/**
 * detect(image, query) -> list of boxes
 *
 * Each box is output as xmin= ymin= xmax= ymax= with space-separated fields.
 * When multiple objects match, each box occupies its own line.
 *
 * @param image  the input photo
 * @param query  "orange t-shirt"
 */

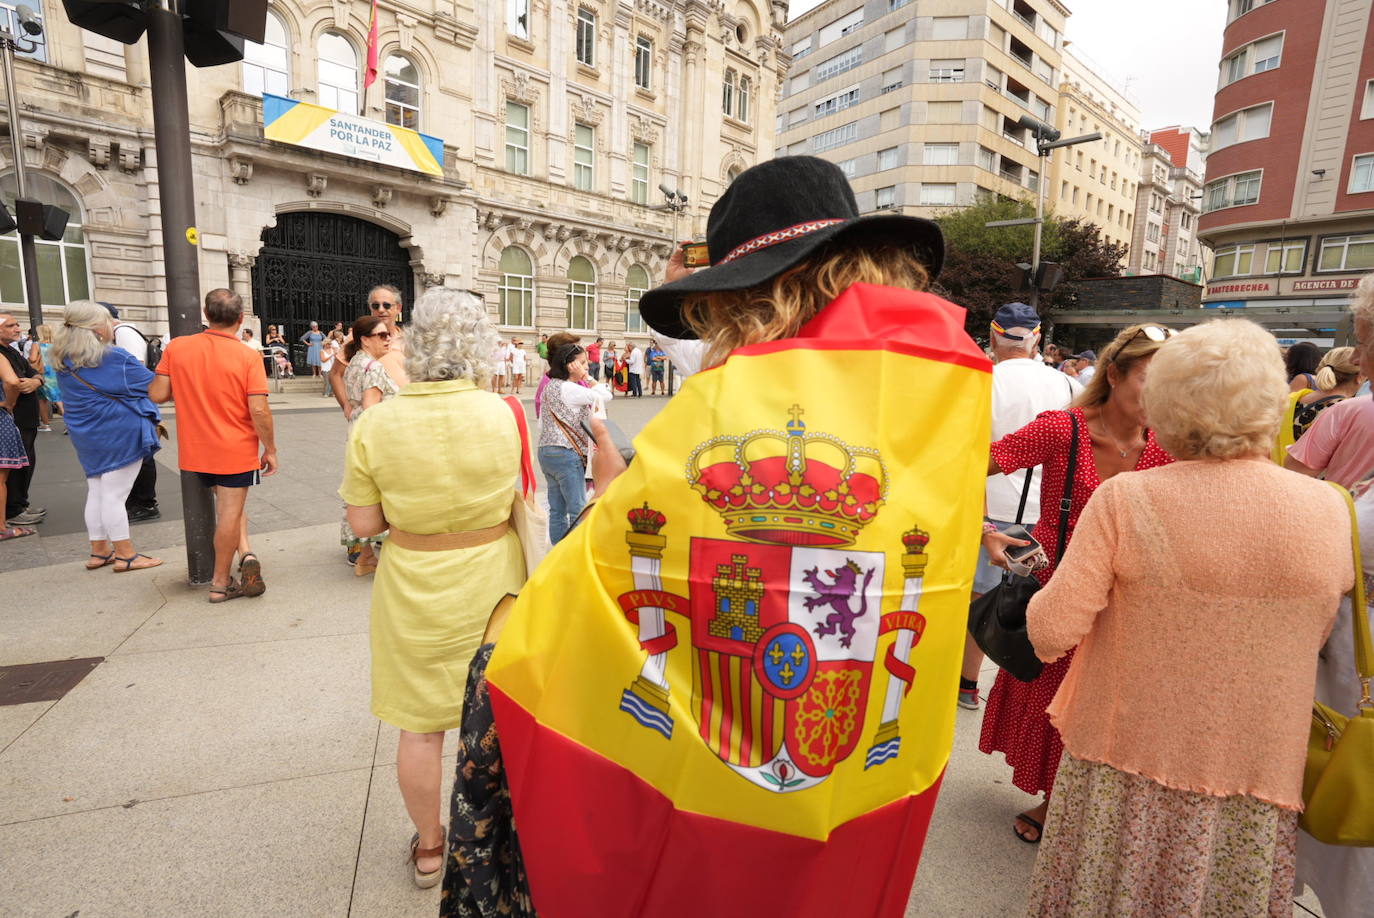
xmin=157 ymin=329 xmax=269 ymax=474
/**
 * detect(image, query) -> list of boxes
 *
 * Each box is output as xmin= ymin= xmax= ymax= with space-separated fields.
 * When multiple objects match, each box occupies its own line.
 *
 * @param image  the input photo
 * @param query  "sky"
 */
xmin=786 ymin=0 xmax=1228 ymax=131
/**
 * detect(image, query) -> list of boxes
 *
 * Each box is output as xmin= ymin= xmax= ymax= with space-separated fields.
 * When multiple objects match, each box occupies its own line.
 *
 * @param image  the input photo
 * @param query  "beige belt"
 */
xmin=386 ymin=521 xmax=510 ymax=552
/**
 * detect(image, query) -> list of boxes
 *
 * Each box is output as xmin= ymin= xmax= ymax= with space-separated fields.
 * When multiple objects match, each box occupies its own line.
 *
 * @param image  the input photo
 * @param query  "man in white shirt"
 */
xmin=960 ymin=302 xmax=1081 ymax=710
xmin=625 ymin=342 xmax=645 ymax=397
xmin=1074 ymin=350 xmax=1098 ymax=385
xmin=102 ymin=303 xmax=162 ymax=522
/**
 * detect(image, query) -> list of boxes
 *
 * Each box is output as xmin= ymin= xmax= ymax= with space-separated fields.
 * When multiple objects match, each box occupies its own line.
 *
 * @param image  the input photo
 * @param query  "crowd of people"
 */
xmin=4 ymin=154 xmax=1373 ymax=916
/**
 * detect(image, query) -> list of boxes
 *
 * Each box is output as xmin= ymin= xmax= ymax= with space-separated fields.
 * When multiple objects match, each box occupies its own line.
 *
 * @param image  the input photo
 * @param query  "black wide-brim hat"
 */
xmin=638 ymin=156 xmax=945 ymax=340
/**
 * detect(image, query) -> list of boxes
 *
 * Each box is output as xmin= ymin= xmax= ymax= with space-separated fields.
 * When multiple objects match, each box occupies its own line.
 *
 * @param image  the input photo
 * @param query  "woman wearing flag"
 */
xmin=978 ymin=324 xmax=1174 ymax=844
xmin=451 ymin=157 xmax=987 ymax=917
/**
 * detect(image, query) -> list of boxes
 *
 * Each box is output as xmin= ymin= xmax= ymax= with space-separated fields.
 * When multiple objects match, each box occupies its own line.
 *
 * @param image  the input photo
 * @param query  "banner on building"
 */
xmin=261 ymin=93 xmax=443 ymax=177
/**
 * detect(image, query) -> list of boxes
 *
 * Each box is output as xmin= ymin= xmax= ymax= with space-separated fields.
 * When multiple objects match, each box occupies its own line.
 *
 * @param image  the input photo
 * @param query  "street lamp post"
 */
xmin=987 ymin=115 xmax=1102 ymax=312
xmin=1 ymin=5 xmax=46 ymax=331
xmin=655 ymin=185 xmax=688 ymax=394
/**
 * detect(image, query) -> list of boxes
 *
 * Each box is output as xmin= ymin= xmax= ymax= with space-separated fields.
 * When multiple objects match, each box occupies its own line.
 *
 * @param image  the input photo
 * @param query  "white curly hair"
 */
xmin=1351 ymin=271 xmax=1374 ymax=328
xmin=403 ymin=289 xmax=495 ymax=384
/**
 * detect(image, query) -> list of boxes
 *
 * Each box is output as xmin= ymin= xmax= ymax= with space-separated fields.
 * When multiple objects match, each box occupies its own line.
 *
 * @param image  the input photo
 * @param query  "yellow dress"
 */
xmin=339 ymin=379 xmax=525 ymax=733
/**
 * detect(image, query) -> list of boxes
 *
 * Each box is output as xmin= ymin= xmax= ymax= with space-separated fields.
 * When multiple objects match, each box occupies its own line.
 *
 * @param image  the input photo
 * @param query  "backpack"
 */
xmin=116 ymin=322 xmax=161 ymax=370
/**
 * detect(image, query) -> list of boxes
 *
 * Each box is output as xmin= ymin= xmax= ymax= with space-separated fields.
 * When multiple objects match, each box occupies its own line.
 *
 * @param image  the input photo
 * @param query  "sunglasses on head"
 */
xmin=1112 ymin=325 xmax=1177 ymax=361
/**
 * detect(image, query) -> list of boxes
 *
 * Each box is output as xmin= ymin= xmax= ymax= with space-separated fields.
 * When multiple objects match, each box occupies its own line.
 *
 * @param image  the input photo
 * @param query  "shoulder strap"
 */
xmin=1330 ymin=483 xmax=1371 ymax=686
xmin=503 ymin=395 xmax=536 ymax=498
xmin=69 ymin=367 xmax=146 ymax=420
xmin=1012 ymin=468 xmax=1033 ymax=525
xmin=549 ymin=408 xmax=588 ymax=462
xmin=1058 ymin=411 xmax=1080 ymax=560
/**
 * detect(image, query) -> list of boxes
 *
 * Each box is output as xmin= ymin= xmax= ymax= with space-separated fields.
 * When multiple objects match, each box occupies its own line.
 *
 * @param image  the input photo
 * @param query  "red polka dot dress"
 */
xmin=977 ymin=407 xmax=1173 ymax=797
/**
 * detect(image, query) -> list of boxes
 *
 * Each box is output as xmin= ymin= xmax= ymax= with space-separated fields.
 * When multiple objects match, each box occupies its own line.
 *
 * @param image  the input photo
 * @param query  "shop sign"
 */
xmin=262 ymin=93 xmax=444 ymax=177
xmin=1204 ymin=279 xmax=1275 ymax=298
xmin=1290 ymin=277 xmax=1361 ymax=293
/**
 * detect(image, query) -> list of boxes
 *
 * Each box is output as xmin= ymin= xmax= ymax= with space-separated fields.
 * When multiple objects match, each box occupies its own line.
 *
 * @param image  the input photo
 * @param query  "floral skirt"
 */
xmin=1027 ymin=753 xmax=1298 ymax=918
xmin=0 ymin=410 xmax=28 ymax=469
xmin=979 ymin=651 xmax=1075 ymax=796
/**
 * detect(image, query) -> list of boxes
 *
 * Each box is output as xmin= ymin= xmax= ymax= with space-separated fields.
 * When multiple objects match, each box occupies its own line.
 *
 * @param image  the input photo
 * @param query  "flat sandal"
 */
xmin=408 ymin=831 xmax=445 ymax=888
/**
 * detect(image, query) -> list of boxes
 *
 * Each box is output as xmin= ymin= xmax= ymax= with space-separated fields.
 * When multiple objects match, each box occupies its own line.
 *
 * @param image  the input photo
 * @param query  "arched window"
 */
xmin=383 ymin=54 xmax=420 ymax=130
xmin=625 ymin=264 xmax=648 ymax=332
xmin=243 ymin=9 xmax=290 ymax=97
xmin=498 ymin=246 xmax=534 ymax=327
xmin=722 ymin=68 xmax=735 ymax=116
xmin=727 ymin=165 xmax=743 ymax=183
xmin=737 ymin=76 xmax=751 ymax=123
xmin=0 ymin=173 xmax=89 ymax=307
xmin=317 ymin=31 xmax=359 ymax=114
xmin=567 ymin=255 xmax=596 ymax=330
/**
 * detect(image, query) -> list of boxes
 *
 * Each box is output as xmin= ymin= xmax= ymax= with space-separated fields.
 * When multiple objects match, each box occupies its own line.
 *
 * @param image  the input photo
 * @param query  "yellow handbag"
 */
xmin=1300 ymin=483 xmax=1374 ymax=846
xmin=1271 ymin=389 xmax=1310 ymax=465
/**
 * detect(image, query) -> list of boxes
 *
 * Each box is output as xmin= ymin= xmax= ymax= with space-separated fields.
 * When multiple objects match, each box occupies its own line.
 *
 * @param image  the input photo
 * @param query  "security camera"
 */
xmin=659 ymin=183 xmax=674 ymax=196
xmin=15 ymin=5 xmax=41 ymax=36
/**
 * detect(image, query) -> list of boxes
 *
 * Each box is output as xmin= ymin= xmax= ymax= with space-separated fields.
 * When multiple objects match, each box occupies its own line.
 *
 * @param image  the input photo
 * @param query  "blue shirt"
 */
xmin=57 ymin=348 xmax=161 ymax=477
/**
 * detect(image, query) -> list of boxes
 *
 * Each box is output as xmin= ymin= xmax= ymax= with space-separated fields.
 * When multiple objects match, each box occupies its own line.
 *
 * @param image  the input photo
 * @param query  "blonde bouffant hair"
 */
xmin=1144 ymin=319 xmax=1287 ymax=461
xmin=680 ymin=242 xmax=931 ymax=369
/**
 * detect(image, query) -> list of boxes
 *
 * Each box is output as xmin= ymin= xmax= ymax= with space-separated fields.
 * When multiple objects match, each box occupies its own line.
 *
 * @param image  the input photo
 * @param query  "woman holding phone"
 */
xmin=538 ymin=343 xmax=611 ymax=544
xmin=978 ymin=324 xmax=1175 ymax=844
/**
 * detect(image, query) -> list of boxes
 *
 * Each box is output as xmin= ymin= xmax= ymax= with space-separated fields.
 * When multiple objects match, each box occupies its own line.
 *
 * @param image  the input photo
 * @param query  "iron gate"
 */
xmin=251 ymin=212 xmax=415 ymax=371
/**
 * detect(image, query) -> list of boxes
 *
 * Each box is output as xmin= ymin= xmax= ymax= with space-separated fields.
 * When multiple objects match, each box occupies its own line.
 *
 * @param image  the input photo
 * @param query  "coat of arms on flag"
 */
xmin=618 ymin=405 xmax=933 ymax=787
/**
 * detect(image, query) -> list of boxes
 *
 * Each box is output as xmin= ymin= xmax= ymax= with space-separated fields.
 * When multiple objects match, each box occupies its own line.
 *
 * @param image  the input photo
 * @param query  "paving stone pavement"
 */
xmin=0 ymin=389 xmax=1328 ymax=916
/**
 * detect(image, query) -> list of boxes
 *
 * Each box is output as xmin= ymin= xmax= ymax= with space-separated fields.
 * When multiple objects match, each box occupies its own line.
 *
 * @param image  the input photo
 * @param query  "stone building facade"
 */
xmin=3 ymin=0 xmax=784 ymax=352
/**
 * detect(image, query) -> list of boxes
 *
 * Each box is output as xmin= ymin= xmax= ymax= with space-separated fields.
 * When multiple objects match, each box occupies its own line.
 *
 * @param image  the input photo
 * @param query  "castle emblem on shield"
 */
xmin=617 ymin=406 xmax=934 ymax=792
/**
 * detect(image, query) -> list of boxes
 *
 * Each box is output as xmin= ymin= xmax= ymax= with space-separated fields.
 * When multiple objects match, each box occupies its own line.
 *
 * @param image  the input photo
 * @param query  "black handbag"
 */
xmin=968 ymin=411 xmax=1079 ymax=683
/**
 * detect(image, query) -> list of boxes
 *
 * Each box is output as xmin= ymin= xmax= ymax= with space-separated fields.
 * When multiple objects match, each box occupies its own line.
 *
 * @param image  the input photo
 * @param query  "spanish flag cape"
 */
xmin=487 ymin=282 xmax=992 ymax=917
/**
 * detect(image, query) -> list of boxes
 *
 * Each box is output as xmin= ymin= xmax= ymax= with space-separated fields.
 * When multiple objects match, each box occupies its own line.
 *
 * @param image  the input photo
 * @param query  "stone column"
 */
xmin=228 ymin=252 xmax=256 ymax=315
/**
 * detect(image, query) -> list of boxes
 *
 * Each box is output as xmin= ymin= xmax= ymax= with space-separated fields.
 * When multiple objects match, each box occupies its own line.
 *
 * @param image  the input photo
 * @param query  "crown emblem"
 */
xmin=686 ymin=405 xmax=888 ymax=547
xmin=902 ymin=526 xmax=930 ymax=553
xmin=627 ymin=502 xmax=667 ymax=535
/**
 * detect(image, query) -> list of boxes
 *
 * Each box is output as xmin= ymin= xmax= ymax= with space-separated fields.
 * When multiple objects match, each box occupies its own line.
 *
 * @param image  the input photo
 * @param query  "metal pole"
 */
xmin=1 ymin=34 xmax=42 ymax=331
xmin=147 ymin=1 xmax=216 ymax=584
xmin=1029 ymin=148 xmax=1048 ymax=312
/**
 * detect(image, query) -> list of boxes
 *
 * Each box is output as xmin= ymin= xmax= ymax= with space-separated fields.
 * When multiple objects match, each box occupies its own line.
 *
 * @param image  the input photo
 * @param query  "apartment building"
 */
xmin=777 ymin=0 xmax=1069 ymax=217
xmin=1047 ymin=50 xmax=1140 ymax=261
xmin=1124 ymin=139 xmax=1205 ymax=281
xmin=3 ymin=0 xmax=784 ymax=346
xmin=1198 ymin=0 xmax=1374 ymax=310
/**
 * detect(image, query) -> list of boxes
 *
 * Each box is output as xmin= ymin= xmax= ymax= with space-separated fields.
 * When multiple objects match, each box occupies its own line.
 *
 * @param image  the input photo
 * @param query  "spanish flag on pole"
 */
xmin=363 ymin=0 xmax=380 ymax=89
xmin=487 ymin=282 xmax=991 ymax=917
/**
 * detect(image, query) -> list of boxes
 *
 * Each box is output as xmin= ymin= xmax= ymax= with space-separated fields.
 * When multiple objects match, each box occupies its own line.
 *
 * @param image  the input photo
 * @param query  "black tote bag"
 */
xmin=968 ymin=411 xmax=1079 ymax=683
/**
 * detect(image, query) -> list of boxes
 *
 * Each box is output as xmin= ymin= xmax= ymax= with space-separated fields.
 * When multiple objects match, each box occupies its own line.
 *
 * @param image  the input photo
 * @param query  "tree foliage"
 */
xmin=930 ymin=196 xmax=1128 ymax=339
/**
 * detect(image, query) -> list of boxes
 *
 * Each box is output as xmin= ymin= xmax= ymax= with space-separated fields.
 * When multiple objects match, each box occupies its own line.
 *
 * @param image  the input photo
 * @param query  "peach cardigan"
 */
xmin=1028 ymin=459 xmax=1353 ymax=810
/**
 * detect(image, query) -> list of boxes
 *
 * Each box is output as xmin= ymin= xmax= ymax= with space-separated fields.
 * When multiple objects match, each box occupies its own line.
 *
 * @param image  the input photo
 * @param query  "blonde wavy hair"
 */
xmin=1072 ymin=323 xmax=1170 ymax=408
xmin=403 ymin=289 xmax=495 ymax=385
xmin=1143 ymin=319 xmax=1286 ymax=461
xmin=1315 ymin=346 xmax=1358 ymax=390
xmin=51 ymin=300 xmax=113 ymax=370
xmin=680 ymin=242 xmax=931 ymax=369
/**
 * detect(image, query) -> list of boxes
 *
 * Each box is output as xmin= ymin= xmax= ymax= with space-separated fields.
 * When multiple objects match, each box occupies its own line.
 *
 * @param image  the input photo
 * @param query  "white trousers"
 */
xmin=84 ymin=458 xmax=143 ymax=542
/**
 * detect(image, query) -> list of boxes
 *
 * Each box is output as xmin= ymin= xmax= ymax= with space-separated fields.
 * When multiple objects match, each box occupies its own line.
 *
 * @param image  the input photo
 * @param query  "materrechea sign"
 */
xmin=262 ymin=93 xmax=444 ymax=177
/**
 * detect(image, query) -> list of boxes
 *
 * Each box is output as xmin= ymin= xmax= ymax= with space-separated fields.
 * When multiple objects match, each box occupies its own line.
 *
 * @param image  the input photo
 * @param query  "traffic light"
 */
xmin=60 ymin=0 xmax=146 ymax=44
xmin=1035 ymin=263 xmax=1066 ymax=292
xmin=15 ymin=199 xmax=70 ymax=241
xmin=61 ymin=0 xmax=268 ymax=66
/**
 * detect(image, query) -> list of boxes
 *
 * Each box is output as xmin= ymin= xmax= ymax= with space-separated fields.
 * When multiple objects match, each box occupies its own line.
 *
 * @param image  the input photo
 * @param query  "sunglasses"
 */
xmin=1111 ymin=325 xmax=1177 ymax=361
xmin=368 ymin=330 xmax=392 ymax=340
xmin=369 ymin=302 xmax=395 ymax=310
